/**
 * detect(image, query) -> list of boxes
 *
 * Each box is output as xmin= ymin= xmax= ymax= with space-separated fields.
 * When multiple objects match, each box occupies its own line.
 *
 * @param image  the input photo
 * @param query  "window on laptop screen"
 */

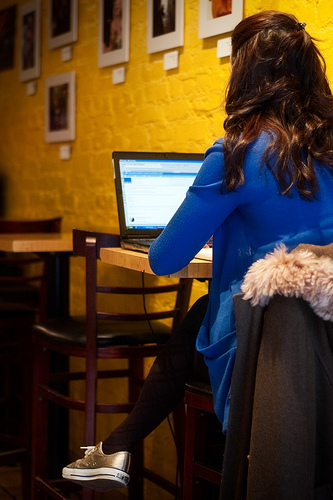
xmin=119 ymin=158 xmax=202 ymax=229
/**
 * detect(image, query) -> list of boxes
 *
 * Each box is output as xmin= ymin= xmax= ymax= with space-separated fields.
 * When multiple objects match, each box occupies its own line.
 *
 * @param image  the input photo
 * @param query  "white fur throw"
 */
xmin=241 ymin=245 xmax=333 ymax=321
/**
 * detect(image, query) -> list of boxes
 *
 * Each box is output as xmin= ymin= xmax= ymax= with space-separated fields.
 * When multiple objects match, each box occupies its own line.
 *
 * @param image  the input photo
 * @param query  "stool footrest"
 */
xmin=194 ymin=462 xmax=222 ymax=485
xmin=140 ymin=466 xmax=179 ymax=496
xmin=39 ymin=383 xmax=135 ymax=413
xmin=35 ymin=476 xmax=68 ymax=500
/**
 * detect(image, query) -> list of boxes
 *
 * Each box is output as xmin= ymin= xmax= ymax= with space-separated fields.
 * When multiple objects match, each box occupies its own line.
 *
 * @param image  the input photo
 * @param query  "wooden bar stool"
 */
xmin=0 ymin=306 xmax=36 ymax=500
xmin=183 ymin=379 xmax=224 ymax=500
xmin=0 ymin=218 xmax=62 ymax=500
xmin=30 ymin=229 xmax=193 ymax=500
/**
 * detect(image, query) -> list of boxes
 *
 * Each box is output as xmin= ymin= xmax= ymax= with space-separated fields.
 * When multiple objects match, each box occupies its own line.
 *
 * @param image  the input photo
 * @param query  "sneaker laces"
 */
xmin=80 ymin=445 xmax=97 ymax=457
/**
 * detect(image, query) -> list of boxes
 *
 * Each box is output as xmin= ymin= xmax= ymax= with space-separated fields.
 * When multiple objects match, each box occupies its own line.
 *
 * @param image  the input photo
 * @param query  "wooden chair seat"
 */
xmin=0 ymin=301 xmax=37 ymax=317
xmin=0 ymin=283 xmax=40 ymax=305
xmin=33 ymin=316 xmax=171 ymax=347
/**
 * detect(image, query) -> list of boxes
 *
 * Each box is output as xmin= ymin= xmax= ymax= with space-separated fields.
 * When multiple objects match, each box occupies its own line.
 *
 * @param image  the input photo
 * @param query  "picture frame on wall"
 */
xmin=19 ymin=0 xmax=41 ymax=82
xmin=98 ymin=0 xmax=130 ymax=68
xmin=47 ymin=0 xmax=78 ymax=50
xmin=199 ymin=0 xmax=243 ymax=39
xmin=45 ymin=71 xmax=76 ymax=143
xmin=0 ymin=5 xmax=16 ymax=71
xmin=147 ymin=0 xmax=184 ymax=54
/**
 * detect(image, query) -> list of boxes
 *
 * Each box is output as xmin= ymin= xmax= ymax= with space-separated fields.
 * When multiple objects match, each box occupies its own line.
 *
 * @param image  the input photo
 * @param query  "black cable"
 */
xmin=141 ymin=271 xmax=156 ymax=335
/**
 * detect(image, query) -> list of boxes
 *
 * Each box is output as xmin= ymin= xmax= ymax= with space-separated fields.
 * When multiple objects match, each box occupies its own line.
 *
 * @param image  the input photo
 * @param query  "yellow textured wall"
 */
xmin=1 ymin=0 xmax=333 ymax=498
xmin=1 ymin=0 xmax=333 ymax=240
xmin=1 ymin=0 xmax=332 ymax=233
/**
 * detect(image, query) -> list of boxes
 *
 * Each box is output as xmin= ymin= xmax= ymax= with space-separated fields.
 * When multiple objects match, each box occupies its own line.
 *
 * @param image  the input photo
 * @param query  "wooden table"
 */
xmin=100 ymin=247 xmax=212 ymax=279
xmin=0 ymin=232 xmax=73 ymax=253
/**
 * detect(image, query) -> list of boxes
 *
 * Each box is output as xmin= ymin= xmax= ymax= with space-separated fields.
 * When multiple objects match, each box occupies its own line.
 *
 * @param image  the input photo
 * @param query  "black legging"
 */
xmin=102 ymin=294 xmax=209 ymax=454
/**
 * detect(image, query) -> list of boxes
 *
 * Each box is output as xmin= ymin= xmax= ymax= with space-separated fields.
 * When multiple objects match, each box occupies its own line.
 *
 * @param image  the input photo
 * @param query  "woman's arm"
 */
xmin=148 ymin=141 xmax=240 ymax=275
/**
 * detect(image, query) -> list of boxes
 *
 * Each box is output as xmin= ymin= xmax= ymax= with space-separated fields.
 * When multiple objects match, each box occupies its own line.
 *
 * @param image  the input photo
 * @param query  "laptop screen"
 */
xmin=113 ymin=151 xmax=204 ymax=239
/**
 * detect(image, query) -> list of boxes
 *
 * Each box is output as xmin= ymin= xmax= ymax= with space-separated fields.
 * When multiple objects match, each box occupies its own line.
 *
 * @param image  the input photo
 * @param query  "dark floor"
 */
xmin=0 ymin=464 xmax=128 ymax=499
xmin=0 ymin=465 xmax=22 ymax=500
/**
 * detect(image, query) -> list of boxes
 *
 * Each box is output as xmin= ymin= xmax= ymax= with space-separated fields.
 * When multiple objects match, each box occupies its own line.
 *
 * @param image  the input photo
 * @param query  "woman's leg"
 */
xmin=102 ymin=293 xmax=209 ymax=454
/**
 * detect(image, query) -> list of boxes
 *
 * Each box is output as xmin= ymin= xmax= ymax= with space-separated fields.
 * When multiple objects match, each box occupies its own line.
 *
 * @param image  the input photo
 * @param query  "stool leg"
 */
xmin=183 ymin=404 xmax=219 ymax=500
xmin=21 ymin=346 xmax=32 ymax=500
xmin=172 ymin=399 xmax=186 ymax=491
xmin=31 ymin=343 xmax=50 ymax=500
xmin=21 ymin=326 xmax=33 ymax=500
xmin=128 ymin=357 xmax=144 ymax=500
xmin=183 ymin=404 xmax=196 ymax=500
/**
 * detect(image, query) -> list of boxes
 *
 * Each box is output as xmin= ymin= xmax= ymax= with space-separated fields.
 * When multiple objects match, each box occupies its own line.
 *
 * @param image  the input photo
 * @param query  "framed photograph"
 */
xmin=98 ymin=0 xmax=130 ymax=68
xmin=19 ymin=0 xmax=41 ymax=82
xmin=199 ymin=0 xmax=243 ymax=39
xmin=45 ymin=71 xmax=76 ymax=143
xmin=0 ymin=5 xmax=16 ymax=71
xmin=147 ymin=0 xmax=184 ymax=54
xmin=47 ymin=0 xmax=78 ymax=50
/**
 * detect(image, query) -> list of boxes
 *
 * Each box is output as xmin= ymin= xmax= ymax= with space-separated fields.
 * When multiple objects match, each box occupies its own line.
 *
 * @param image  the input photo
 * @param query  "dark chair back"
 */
xmin=73 ymin=228 xmax=192 ymax=334
xmin=0 ymin=217 xmax=61 ymax=234
xmin=0 ymin=217 xmax=62 ymax=312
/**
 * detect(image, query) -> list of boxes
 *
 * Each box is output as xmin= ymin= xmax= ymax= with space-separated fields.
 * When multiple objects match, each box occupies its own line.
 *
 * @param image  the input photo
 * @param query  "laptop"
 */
xmin=113 ymin=151 xmax=204 ymax=253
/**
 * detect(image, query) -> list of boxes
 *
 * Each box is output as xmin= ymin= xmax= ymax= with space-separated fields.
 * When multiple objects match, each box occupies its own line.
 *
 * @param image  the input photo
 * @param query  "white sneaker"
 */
xmin=62 ymin=442 xmax=131 ymax=492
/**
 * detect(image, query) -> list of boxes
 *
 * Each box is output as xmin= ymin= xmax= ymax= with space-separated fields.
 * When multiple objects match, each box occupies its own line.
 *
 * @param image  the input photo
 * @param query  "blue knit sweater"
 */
xmin=149 ymin=133 xmax=333 ymax=431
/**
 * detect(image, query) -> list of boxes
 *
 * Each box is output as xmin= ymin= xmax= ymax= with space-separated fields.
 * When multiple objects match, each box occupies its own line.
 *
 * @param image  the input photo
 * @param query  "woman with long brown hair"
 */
xmin=63 ymin=11 xmax=333 ymax=494
xmin=149 ymin=9 xmax=333 ymax=432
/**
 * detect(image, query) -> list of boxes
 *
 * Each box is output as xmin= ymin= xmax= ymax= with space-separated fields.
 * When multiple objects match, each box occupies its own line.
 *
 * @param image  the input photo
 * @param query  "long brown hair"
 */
xmin=223 ymin=11 xmax=333 ymax=199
